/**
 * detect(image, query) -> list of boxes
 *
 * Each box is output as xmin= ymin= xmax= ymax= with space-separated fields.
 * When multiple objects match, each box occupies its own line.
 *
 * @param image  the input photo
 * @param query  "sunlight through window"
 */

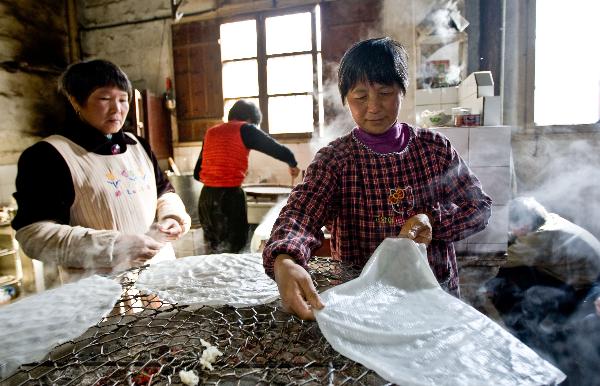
xmin=220 ymin=20 xmax=257 ymax=60
xmin=219 ymin=7 xmax=322 ymax=135
xmin=267 ymin=54 xmax=313 ymax=95
xmin=269 ymin=95 xmax=314 ymax=134
xmin=266 ymin=12 xmax=312 ymax=55
xmin=535 ymin=0 xmax=600 ymax=125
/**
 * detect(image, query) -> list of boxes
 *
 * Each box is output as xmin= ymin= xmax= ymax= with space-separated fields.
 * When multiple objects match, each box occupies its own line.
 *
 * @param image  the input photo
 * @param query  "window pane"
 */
xmin=315 ymin=5 xmax=321 ymax=51
xmin=222 ymin=60 xmax=258 ymax=98
xmin=266 ymin=12 xmax=312 ymax=55
xmin=220 ymin=20 xmax=257 ymax=60
xmin=535 ymin=0 xmax=600 ymax=125
xmin=223 ymin=98 xmax=260 ymax=122
xmin=267 ymin=54 xmax=313 ymax=95
xmin=269 ymin=95 xmax=313 ymax=134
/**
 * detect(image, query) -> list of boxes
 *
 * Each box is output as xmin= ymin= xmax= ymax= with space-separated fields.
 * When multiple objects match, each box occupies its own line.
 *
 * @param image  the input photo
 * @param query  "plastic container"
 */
xmin=452 ymin=107 xmax=471 ymax=126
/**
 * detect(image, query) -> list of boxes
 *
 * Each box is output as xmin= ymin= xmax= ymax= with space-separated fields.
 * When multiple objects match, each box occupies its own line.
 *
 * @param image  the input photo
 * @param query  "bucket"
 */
xmin=167 ymin=174 xmax=203 ymax=225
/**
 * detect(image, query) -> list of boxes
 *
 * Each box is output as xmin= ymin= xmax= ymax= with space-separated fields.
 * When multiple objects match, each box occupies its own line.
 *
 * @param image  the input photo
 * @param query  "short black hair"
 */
xmin=228 ymin=99 xmax=262 ymax=125
xmin=58 ymin=59 xmax=132 ymax=105
xmin=338 ymin=37 xmax=409 ymax=104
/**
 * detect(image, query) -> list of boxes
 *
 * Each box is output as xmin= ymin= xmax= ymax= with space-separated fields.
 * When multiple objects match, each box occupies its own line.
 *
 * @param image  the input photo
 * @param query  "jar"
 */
xmin=451 ymin=107 xmax=471 ymax=126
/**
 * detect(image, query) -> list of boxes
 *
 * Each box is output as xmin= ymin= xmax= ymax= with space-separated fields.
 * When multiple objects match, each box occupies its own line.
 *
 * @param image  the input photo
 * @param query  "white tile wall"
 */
xmin=469 ymin=126 xmax=511 ymax=167
xmin=433 ymin=126 xmax=512 ymax=254
xmin=471 ymin=166 xmax=511 ymax=205
xmin=173 ymin=145 xmax=201 ymax=174
xmin=435 ymin=127 xmax=469 ymax=162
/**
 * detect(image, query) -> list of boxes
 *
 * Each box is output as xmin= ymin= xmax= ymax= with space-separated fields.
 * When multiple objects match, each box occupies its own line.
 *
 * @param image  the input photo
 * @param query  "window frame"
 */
xmin=220 ymin=5 xmax=321 ymax=139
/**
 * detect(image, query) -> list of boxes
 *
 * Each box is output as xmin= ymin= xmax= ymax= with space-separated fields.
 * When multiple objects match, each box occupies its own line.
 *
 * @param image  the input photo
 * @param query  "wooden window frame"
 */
xmin=220 ymin=5 xmax=321 ymax=139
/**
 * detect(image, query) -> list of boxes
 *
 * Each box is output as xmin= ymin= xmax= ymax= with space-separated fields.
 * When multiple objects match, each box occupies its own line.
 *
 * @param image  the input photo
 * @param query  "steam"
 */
xmin=514 ymin=138 xmax=600 ymax=238
xmin=310 ymin=69 xmax=354 ymax=154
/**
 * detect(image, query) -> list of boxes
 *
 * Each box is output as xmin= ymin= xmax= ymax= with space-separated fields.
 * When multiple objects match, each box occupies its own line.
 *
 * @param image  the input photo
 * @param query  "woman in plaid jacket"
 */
xmin=263 ymin=37 xmax=492 ymax=320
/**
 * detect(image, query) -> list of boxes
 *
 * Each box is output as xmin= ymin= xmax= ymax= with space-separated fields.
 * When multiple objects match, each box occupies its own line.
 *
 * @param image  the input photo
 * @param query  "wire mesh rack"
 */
xmin=2 ymin=257 xmax=392 ymax=386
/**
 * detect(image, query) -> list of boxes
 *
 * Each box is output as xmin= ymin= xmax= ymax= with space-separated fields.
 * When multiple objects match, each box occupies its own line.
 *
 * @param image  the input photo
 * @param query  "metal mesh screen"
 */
xmin=3 ymin=258 xmax=392 ymax=386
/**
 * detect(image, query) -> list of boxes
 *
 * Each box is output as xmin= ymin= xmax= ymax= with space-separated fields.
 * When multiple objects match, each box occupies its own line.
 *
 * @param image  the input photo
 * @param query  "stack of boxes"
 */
xmin=456 ymin=71 xmax=501 ymax=126
xmin=415 ymin=71 xmax=502 ymax=127
xmin=415 ymin=70 xmax=510 ymax=255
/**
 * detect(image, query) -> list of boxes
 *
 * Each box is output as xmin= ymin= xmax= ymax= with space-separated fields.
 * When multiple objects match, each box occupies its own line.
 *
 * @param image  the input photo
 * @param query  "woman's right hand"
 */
xmin=113 ymin=233 xmax=164 ymax=268
xmin=273 ymin=254 xmax=324 ymax=320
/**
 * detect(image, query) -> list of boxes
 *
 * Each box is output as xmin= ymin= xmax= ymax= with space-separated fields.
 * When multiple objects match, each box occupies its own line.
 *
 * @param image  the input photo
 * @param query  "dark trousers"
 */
xmin=198 ymin=186 xmax=248 ymax=254
xmin=487 ymin=266 xmax=595 ymax=385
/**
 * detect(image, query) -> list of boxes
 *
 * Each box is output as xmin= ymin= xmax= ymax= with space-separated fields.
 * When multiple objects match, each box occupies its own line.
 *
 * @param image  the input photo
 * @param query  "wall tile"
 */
xmin=469 ymin=126 xmax=511 ymax=167
xmin=471 ymin=166 xmax=511 ymax=205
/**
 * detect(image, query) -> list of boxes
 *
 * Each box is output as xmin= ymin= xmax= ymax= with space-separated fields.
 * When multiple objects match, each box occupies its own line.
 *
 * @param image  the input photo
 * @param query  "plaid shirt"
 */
xmin=263 ymin=124 xmax=492 ymax=294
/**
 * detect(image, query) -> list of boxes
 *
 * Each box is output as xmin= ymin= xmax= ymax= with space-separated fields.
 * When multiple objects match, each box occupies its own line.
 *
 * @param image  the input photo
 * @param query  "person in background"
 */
xmin=12 ymin=59 xmax=191 ymax=284
xmin=486 ymin=196 xmax=600 ymax=383
xmin=194 ymin=99 xmax=300 ymax=254
xmin=488 ymin=196 xmax=600 ymax=332
xmin=262 ymin=37 xmax=492 ymax=320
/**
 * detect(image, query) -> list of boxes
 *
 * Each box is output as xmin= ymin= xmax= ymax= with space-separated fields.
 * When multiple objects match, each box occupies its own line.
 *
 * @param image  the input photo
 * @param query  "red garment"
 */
xmin=262 ymin=124 xmax=492 ymax=294
xmin=199 ymin=121 xmax=250 ymax=187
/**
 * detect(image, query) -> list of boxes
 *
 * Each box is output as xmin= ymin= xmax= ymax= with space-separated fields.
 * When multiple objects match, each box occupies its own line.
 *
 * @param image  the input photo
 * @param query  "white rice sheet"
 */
xmin=135 ymin=252 xmax=279 ymax=307
xmin=0 ymin=275 xmax=122 ymax=379
xmin=315 ymin=238 xmax=566 ymax=386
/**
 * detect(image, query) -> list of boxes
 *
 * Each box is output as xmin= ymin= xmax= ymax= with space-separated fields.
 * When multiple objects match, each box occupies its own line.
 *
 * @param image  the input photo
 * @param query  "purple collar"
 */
xmin=353 ymin=122 xmax=409 ymax=154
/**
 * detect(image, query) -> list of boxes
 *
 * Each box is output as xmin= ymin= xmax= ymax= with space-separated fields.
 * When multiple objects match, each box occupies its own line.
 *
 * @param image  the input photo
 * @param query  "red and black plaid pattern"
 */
xmin=263 ymin=124 xmax=492 ymax=294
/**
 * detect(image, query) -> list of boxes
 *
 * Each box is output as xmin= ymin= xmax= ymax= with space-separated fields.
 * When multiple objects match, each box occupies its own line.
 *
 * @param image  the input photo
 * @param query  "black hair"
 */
xmin=228 ymin=99 xmax=262 ymax=125
xmin=58 ymin=59 xmax=132 ymax=105
xmin=509 ymin=196 xmax=548 ymax=232
xmin=338 ymin=37 xmax=409 ymax=104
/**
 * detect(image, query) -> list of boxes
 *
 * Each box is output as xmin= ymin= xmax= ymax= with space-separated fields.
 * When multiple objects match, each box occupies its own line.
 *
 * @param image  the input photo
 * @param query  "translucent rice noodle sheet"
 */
xmin=0 ymin=275 xmax=122 ymax=379
xmin=136 ymin=253 xmax=279 ymax=307
xmin=315 ymin=238 xmax=566 ymax=386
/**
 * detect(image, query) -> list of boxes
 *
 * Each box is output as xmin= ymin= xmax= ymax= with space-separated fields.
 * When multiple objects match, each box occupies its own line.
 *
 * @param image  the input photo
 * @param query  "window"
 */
xmin=535 ymin=0 xmax=600 ymax=125
xmin=219 ymin=6 xmax=323 ymax=136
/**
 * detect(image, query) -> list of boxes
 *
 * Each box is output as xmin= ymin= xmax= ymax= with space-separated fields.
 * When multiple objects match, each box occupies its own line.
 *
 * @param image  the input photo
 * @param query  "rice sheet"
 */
xmin=315 ymin=238 xmax=566 ymax=386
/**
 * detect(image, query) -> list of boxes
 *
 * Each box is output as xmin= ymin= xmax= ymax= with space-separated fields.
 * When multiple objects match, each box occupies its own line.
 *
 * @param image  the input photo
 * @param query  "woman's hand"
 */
xmin=146 ymin=218 xmax=184 ymax=242
xmin=113 ymin=233 xmax=164 ymax=268
xmin=289 ymin=166 xmax=301 ymax=178
xmin=274 ymin=254 xmax=324 ymax=320
xmin=399 ymin=213 xmax=432 ymax=245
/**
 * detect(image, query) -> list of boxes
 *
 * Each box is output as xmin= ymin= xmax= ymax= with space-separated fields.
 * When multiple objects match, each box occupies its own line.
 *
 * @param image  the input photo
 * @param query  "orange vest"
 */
xmin=200 ymin=121 xmax=250 ymax=187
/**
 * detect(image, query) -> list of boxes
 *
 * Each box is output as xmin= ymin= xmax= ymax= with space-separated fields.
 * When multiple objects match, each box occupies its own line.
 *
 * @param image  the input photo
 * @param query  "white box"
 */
xmin=460 ymin=96 xmax=502 ymax=126
xmin=458 ymin=71 xmax=494 ymax=102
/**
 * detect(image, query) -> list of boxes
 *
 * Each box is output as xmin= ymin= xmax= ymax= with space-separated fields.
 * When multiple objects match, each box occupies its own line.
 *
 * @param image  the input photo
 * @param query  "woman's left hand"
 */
xmin=399 ymin=213 xmax=432 ymax=245
xmin=147 ymin=218 xmax=184 ymax=242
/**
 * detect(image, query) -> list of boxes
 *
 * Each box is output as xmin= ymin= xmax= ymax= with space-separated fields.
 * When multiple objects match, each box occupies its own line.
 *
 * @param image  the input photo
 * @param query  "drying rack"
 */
xmin=2 ymin=257 xmax=391 ymax=386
